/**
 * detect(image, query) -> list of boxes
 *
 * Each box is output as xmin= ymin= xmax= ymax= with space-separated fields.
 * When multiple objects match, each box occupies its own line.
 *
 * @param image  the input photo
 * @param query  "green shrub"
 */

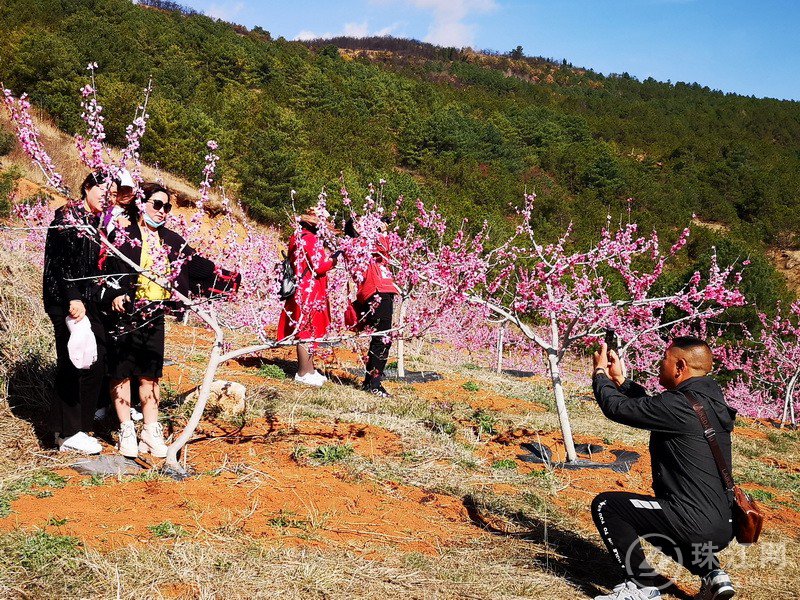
xmin=18 ymin=531 xmax=80 ymax=570
xmin=257 ymin=363 xmax=286 ymax=379
xmin=0 ymin=169 xmax=19 ymax=218
xmin=310 ymin=443 xmax=354 ymax=464
xmin=422 ymin=414 xmax=456 ymax=437
xmin=462 ymin=381 xmax=480 ymax=392
xmin=148 ymin=521 xmax=186 ymax=538
xmin=12 ymin=470 xmax=68 ymax=491
xmin=747 ymin=489 xmax=774 ymax=503
xmin=473 ymin=410 xmax=497 ymax=436
xmin=492 ymin=459 xmax=517 ymax=470
xmin=0 ymin=130 xmax=15 ymax=156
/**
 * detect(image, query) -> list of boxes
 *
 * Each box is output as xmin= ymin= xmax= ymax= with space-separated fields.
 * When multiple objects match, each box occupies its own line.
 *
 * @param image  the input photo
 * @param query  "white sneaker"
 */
xmin=118 ymin=421 xmax=138 ymax=458
xmin=130 ymin=406 xmax=144 ymax=421
xmin=312 ymin=370 xmax=327 ymax=385
xmin=594 ymin=581 xmax=661 ymax=600
xmin=294 ymin=372 xmax=324 ymax=387
xmin=698 ymin=569 xmax=735 ymax=600
xmin=139 ymin=422 xmax=168 ymax=458
xmin=57 ymin=431 xmax=102 ymax=455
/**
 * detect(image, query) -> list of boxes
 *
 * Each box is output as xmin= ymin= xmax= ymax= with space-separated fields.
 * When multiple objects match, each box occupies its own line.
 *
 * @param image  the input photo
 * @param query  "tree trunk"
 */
xmin=396 ymin=298 xmax=407 ymax=378
xmin=496 ymin=321 xmax=506 ymax=374
xmin=781 ymin=368 xmax=800 ymax=428
xmin=547 ymin=350 xmax=578 ymax=463
xmin=165 ymin=328 xmax=224 ymax=471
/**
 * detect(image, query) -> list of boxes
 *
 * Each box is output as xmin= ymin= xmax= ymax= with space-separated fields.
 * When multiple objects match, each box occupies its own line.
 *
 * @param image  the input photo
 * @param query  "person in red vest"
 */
xmin=278 ymin=210 xmax=339 ymax=386
xmin=346 ymin=215 xmax=399 ymax=397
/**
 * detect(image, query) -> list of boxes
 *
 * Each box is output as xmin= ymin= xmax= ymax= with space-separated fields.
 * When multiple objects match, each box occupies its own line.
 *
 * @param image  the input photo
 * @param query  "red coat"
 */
xmin=277 ymin=229 xmax=335 ymax=341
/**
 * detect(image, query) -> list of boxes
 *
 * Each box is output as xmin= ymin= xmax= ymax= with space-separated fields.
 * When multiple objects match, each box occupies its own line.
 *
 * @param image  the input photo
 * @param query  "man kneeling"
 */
xmin=591 ymin=337 xmax=736 ymax=600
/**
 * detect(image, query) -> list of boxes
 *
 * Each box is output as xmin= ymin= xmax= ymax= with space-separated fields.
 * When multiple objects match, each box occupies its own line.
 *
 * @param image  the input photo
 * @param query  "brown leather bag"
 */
xmin=684 ymin=391 xmax=764 ymax=544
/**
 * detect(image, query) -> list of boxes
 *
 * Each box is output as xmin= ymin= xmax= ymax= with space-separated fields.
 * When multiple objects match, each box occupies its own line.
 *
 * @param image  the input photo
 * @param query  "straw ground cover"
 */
xmin=0 ymin=232 xmax=799 ymax=598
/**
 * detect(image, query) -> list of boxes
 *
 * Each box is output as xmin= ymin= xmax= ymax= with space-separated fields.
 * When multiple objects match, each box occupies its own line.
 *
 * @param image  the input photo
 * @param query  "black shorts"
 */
xmin=107 ymin=311 xmax=165 ymax=380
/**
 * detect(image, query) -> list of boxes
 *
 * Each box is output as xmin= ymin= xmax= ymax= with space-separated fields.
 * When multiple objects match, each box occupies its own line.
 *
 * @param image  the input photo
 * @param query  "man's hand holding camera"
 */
xmin=593 ymin=341 xmax=626 ymax=387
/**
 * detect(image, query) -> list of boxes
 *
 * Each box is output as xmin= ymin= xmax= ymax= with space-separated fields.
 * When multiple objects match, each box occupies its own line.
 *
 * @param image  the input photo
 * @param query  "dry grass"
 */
xmin=0 ymin=533 xmax=586 ymax=600
xmin=0 ymin=107 xmax=233 ymax=214
xmin=0 ymin=243 xmax=59 ymax=481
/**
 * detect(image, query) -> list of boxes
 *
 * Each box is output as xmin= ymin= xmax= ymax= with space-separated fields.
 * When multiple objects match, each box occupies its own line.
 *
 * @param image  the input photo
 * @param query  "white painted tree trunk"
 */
xmin=781 ymin=368 xmax=799 ymax=428
xmin=396 ymin=298 xmax=408 ymax=378
xmin=496 ymin=321 xmax=506 ymax=374
xmin=547 ymin=350 xmax=578 ymax=463
xmin=547 ymin=305 xmax=577 ymax=463
xmin=165 ymin=329 xmax=223 ymax=469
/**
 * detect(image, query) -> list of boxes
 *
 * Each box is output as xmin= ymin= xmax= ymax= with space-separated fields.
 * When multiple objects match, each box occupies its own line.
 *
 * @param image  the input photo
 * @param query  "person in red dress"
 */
xmin=277 ymin=211 xmax=339 ymax=386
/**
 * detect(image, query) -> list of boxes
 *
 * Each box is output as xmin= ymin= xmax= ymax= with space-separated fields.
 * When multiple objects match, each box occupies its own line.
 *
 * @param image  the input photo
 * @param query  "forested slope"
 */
xmin=0 ymin=0 xmax=797 ymax=310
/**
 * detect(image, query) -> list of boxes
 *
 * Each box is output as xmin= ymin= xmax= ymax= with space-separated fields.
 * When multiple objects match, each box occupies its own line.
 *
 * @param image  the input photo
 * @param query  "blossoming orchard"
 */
xmin=1 ymin=65 xmax=795 ymax=473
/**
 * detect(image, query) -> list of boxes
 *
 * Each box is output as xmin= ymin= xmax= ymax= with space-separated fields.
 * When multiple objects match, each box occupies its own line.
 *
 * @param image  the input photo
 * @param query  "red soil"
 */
xmin=0 ymin=418 xmax=479 ymax=554
xmin=410 ymin=376 xmax=548 ymax=415
xmin=482 ymin=427 xmax=800 ymax=538
xmin=407 ymin=373 xmax=800 ymax=539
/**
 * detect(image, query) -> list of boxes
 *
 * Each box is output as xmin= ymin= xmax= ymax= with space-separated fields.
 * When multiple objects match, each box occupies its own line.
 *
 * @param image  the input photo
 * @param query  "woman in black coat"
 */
xmin=43 ymin=172 xmax=118 ymax=454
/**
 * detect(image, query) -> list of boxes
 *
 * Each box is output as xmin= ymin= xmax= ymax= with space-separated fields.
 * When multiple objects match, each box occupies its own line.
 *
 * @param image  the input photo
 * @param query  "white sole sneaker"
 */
xmin=139 ymin=423 xmax=168 ymax=458
xmin=57 ymin=432 xmax=102 ymax=455
xmin=294 ymin=372 xmax=324 ymax=387
xmin=700 ymin=570 xmax=735 ymax=600
xmin=118 ymin=422 xmax=138 ymax=458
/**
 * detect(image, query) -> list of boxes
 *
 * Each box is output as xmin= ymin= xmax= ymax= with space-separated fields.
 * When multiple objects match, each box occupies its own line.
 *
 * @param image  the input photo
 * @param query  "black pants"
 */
xmin=47 ymin=308 xmax=107 ymax=439
xmin=361 ymin=292 xmax=394 ymax=388
xmin=592 ymin=492 xmax=730 ymax=586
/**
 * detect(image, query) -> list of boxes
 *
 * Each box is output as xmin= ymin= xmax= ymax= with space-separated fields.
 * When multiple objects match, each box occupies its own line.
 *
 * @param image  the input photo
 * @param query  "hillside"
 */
xmin=1 ymin=0 xmax=799 ymax=252
xmin=3 ymin=4 xmax=800 ymax=598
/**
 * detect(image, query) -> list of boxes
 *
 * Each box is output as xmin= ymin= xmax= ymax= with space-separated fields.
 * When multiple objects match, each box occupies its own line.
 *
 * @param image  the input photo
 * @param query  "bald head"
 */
xmin=659 ymin=336 xmax=713 ymax=389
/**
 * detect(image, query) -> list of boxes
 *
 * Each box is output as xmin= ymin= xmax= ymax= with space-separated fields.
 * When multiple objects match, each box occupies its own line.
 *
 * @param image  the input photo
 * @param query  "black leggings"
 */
xmin=362 ymin=292 xmax=394 ymax=387
xmin=48 ymin=309 xmax=107 ymax=438
xmin=592 ymin=492 xmax=730 ymax=586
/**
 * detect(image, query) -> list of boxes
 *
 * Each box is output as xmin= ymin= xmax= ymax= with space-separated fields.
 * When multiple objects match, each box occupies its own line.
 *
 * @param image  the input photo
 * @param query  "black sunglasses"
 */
xmin=147 ymin=198 xmax=172 ymax=213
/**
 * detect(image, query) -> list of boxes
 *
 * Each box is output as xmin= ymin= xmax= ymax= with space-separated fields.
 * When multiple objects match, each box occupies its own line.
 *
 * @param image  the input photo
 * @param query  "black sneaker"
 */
xmin=361 ymin=381 xmax=391 ymax=398
xmin=698 ymin=569 xmax=735 ymax=600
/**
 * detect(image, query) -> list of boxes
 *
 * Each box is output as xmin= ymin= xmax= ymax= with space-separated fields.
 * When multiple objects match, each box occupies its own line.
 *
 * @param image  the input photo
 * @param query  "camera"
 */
xmin=604 ymin=328 xmax=619 ymax=353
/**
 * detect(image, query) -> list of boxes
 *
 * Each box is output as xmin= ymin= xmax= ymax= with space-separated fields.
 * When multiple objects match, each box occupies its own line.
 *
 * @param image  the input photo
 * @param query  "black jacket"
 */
xmin=101 ymin=220 xmax=239 ymax=306
xmin=42 ymin=204 xmax=102 ymax=314
xmin=593 ymin=373 xmax=737 ymax=541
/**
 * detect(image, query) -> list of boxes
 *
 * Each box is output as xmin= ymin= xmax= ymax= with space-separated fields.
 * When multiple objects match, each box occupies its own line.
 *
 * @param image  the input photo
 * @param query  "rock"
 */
xmin=72 ymin=455 xmax=143 ymax=476
xmin=185 ymin=380 xmax=246 ymax=414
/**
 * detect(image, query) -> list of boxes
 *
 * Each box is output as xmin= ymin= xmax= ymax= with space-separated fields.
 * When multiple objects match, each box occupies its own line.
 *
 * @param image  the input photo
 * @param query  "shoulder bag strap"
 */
xmin=683 ymin=391 xmax=735 ymax=491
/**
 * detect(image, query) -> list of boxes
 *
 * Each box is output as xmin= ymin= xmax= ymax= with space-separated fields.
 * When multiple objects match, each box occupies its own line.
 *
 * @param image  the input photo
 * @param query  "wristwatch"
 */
xmin=593 ymin=367 xmax=607 ymax=377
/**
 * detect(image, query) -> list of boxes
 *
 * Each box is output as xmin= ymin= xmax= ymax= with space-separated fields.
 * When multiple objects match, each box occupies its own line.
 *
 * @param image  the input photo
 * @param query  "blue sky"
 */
xmin=175 ymin=0 xmax=800 ymax=101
